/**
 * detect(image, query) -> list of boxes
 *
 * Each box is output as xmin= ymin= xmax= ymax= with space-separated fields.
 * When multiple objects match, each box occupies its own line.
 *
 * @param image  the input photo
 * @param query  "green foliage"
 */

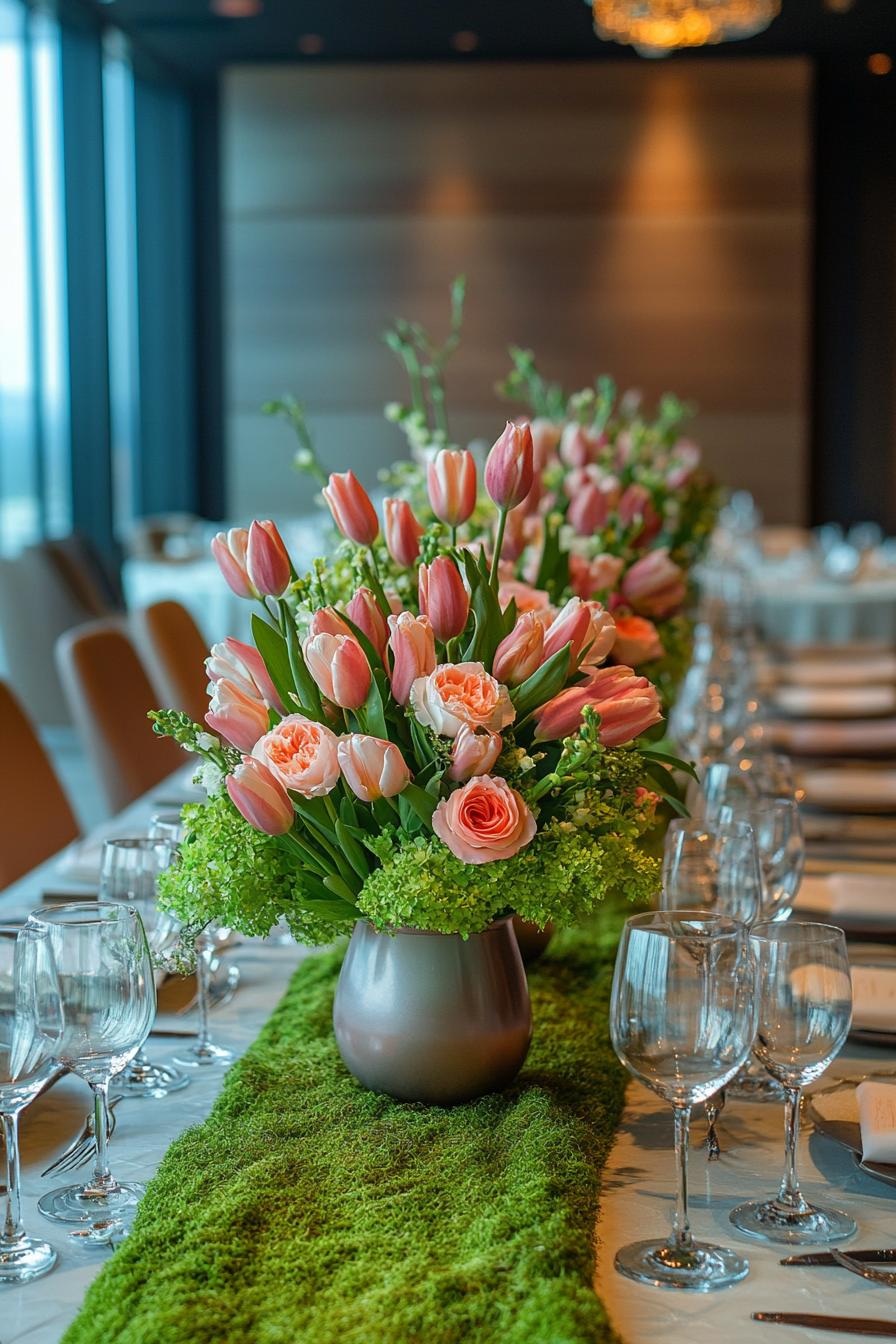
xmin=61 ymin=906 xmax=636 ymax=1344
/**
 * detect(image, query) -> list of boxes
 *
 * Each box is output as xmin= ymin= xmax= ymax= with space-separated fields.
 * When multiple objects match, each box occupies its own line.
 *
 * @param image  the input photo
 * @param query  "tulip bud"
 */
xmin=418 ymin=557 xmax=469 ymax=643
xmin=337 ymin=734 xmax=410 ymax=802
xmin=346 ymin=586 xmax=388 ymax=658
xmin=211 ymin=528 xmax=254 ymax=599
xmin=610 ymin=614 xmax=664 ymax=667
xmin=448 ymin=725 xmax=502 ymax=782
xmin=484 ymin=423 xmax=534 ymax=511
xmin=542 ymin=597 xmax=593 ymax=666
xmin=427 ymin=449 xmax=477 ymax=527
xmin=621 ymin=549 xmax=686 ymax=619
xmin=383 ymin=497 xmax=424 ymax=568
xmin=246 ymin=520 xmax=291 ymax=597
xmin=308 ymin=606 xmax=353 ymax=639
xmin=322 ymin=470 xmax=379 ymax=546
xmin=492 ymin=612 xmax=544 ymax=687
xmin=533 ymin=665 xmax=662 ymax=745
xmin=226 ymin=756 xmax=294 ymax=836
xmin=206 ymin=676 xmax=270 ymax=753
xmin=206 ymin=636 xmax=284 ymax=712
xmin=387 ymin=612 xmax=436 ymax=705
xmin=303 ymin=633 xmax=371 ymax=710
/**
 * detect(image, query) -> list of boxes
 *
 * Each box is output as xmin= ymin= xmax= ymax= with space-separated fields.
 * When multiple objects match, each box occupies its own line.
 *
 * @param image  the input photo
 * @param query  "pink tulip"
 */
xmin=206 ymin=676 xmax=269 ymax=753
xmin=211 ymin=528 xmax=254 ymax=599
xmin=337 ymin=734 xmax=410 ymax=802
xmin=418 ymin=557 xmax=469 ymax=643
xmin=387 ymin=612 xmax=436 ymax=705
xmin=542 ymin=597 xmax=593 ymax=665
xmin=533 ymin=664 xmax=662 ymax=745
xmin=484 ymin=423 xmax=534 ymax=511
xmin=448 ymin=725 xmax=503 ymax=782
xmin=246 ymin=520 xmax=291 ymax=597
xmin=568 ymin=482 xmax=614 ymax=537
xmin=621 ymin=549 xmax=687 ymax=619
xmin=206 ymin=636 xmax=284 ymax=712
xmin=666 ymin=438 xmax=701 ymax=490
xmin=618 ymin=484 xmax=661 ymax=545
xmin=308 ymin=606 xmax=353 ymax=640
xmin=302 ymin=633 xmax=371 ymax=710
xmin=427 ymin=449 xmax=477 ymax=528
xmin=610 ymin=614 xmax=664 ymax=666
xmin=529 ymin=418 xmax=562 ymax=470
xmin=322 ymin=470 xmax=379 ymax=547
xmin=383 ymin=497 xmax=424 ymax=568
xmin=559 ymin=423 xmax=603 ymax=469
xmin=493 ymin=612 xmax=545 ymax=687
xmin=581 ymin=602 xmax=617 ymax=669
xmin=346 ymin=586 xmax=389 ymax=658
xmin=226 ymin=756 xmax=294 ymax=836
xmin=568 ymin=553 xmax=624 ymax=599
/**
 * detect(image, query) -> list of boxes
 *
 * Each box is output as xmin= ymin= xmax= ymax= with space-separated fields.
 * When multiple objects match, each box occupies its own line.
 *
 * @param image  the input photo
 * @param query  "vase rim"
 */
xmin=360 ymin=914 xmax=514 ymax=938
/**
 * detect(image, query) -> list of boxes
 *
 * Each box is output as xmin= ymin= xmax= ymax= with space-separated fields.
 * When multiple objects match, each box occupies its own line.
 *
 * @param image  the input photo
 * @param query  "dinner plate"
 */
xmin=801 ymin=767 xmax=896 ymax=813
xmin=774 ymin=686 xmax=896 ymax=719
xmin=808 ymin=1072 xmax=896 ymax=1188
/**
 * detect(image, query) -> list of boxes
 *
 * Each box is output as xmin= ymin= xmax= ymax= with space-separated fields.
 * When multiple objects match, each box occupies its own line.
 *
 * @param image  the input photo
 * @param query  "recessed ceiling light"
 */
xmin=868 ymin=52 xmax=893 ymax=75
xmin=823 ymin=0 xmax=855 ymax=10
xmin=210 ymin=0 xmax=262 ymax=17
xmin=451 ymin=30 xmax=479 ymax=53
xmin=297 ymin=33 xmax=325 ymax=54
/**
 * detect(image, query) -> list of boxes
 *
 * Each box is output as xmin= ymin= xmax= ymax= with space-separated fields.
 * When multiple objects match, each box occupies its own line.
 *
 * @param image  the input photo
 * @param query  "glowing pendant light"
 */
xmin=591 ymin=0 xmax=781 ymax=56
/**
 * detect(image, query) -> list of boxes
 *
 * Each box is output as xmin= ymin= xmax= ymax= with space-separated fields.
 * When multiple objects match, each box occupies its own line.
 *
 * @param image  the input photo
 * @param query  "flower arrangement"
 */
xmin=153 ymin=425 xmax=676 ymax=946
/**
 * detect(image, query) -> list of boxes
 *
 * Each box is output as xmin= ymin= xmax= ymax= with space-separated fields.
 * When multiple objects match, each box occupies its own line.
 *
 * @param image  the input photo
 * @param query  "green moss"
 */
xmin=62 ymin=908 xmax=635 ymax=1344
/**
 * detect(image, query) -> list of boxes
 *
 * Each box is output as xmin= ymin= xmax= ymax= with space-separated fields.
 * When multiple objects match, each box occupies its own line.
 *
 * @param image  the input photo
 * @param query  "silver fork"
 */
xmin=830 ymin=1247 xmax=896 ymax=1288
xmin=40 ymin=1096 xmax=122 ymax=1179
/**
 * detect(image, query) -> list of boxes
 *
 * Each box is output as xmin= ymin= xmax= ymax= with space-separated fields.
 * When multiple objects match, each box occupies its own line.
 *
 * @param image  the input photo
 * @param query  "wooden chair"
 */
xmin=0 ymin=682 xmax=80 ymax=889
xmin=55 ymin=620 xmax=185 ymax=813
xmin=131 ymin=600 xmax=210 ymax=726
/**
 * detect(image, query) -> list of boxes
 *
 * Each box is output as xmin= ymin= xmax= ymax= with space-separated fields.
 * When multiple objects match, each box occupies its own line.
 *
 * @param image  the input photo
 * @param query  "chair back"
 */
xmin=0 ymin=681 xmax=79 ymax=888
xmin=132 ymin=600 xmax=210 ymax=725
xmin=55 ymin=620 xmax=184 ymax=813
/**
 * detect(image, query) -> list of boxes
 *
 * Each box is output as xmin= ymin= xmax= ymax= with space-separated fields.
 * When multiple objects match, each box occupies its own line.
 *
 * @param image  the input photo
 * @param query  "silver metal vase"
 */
xmin=332 ymin=916 xmax=532 ymax=1105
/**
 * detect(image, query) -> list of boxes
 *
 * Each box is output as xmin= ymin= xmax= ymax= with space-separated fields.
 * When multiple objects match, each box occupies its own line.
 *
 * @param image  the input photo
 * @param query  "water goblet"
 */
xmin=610 ymin=912 xmax=758 ymax=1290
xmin=148 ymin=811 xmax=186 ymax=845
xmin=0 ymin=928 xmax=60 ymax=1282
xmin=729 ymin=922 xmax=855 ymax=1245
xmin=100 ymin=838 xmax=189 ymax=1098
xmin=28 ymin=902 xmax=156 ymax=1236
xmin=171 ymin=921 xmax=234 ymax=1069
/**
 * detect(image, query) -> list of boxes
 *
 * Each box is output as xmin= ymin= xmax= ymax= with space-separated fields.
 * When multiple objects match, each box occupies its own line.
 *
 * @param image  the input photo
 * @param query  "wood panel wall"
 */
xmin=223 ymin=59 xmax=810 ymax=522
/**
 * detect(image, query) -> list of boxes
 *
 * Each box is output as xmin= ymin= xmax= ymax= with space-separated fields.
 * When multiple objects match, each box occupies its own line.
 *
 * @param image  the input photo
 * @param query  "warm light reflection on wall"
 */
xmin=615 ymin=71 xmax=716 ymax=216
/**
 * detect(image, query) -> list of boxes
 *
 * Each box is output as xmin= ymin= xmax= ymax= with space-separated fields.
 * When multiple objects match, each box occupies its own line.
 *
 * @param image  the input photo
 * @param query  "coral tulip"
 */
xmin=568 ymin=482 xmax=613 ymax=537
xmin=580 ymin=603 xmax=617 ymax=670
xmin=308 ymin=606 xmax=353 ymax=639
xmin=206 ymin=676 xmax=269 ymax=753
xmin=621 ymin=549 xmax=687 ymax=619
xmin=484 ymin=423 xmax=534 ymax=511
xmin=383 ymin=497 xmax=424 ymax=568
xmin=211 ymin=528 xmax=254 ymax=599
xmin=346 ymin=586 xmax=389 ymax=658
xmin=611 ymin=614 xmax=664 ymax=666
xmin=618 ymin=484 xmax=661 ymax=545
xmin=206 ymin=636 xmax=283 ymax=712
xmin=247 ymin=520 xmax=291 ymax=597
xmin=322 ymin=470 xmax=379 ymax=546
xmin=303 ymin=633 xmax=371 ymax=710
xmin=492 ymin=612 xmax=545 ymax=687
xmin=387 ymin=612 xmax=437 ymax=706
xmin=418 ymin=557 xmax=470 ymax=643
xmin=337 ymin=734 xmax=410 ymax=802
xmin=226 ymin=756 xmax=294 ymax=836
xmin=427 ymin=449 xmax=477 ymax=528
xmin=542 ymin=597 xmax=593 ymax=665
xmin=533 ymin=665 xmax=662 ymax=745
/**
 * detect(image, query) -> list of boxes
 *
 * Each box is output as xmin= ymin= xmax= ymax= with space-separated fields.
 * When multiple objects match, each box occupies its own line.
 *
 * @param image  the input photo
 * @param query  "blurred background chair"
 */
xmin=0 ymin=681 xmax=80 ymax=888
xmin=55 ymin=620 xmax=185 ymax=813
xmin=132 ymin=599 xmax=210 ymax=725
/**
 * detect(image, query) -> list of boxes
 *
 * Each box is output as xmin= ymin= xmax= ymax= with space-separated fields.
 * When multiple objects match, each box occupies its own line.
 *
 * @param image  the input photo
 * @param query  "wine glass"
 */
xmin=0 ymin=928 xmax=60 ymax=1282
xmin=27 ymin=902 xmax=156 ymax=1236
xmin=688 ymin=758 xmax=758 ymax=823
xmin=610 ymin=912 xmax=758 ymax=1290
xmin=99 ymin=839 xmax=189 ymax=1098
xmin=752 ymin=797 xmax=805 ymax=923
xmin=171 ymin=921 xmax=234 ymax=1070
xmin=148 ymin=811 xmax=186 ymax=845
xmin=729 ymin=922 xmax=855 ymax=1245
xmin=663 ymin=818 xmax=763 ymax=926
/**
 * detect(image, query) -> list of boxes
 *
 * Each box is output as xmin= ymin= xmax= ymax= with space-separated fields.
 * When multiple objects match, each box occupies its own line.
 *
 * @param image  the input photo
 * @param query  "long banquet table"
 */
xmin=1 ymin=769 xmax=895 ymax=1343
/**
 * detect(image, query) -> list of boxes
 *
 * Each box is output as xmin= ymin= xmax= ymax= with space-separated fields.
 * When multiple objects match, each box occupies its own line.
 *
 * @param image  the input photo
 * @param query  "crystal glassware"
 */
xmin=662 ymin=818 xmax=763 ymax=927
xmin=0 ymin=928 xmax=60 ymax=1282
xmin=171 ymin=922 xmax=234 ymax=1070
xmin=28 ymin=902 xmax=156 ymax=1236
xmin=148 ymin=811 xmax=186 ymax=845
xmin=610 ymin=911 xmax=758 ymax=1290
xmin=99 ymin=838 xmax=189 ymax=1098
xmin=729 ymin=921 xmax=855 ymax=1246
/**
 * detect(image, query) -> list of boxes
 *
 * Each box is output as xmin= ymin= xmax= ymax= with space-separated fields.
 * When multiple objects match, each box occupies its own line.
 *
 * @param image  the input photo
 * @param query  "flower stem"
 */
xmin=490 ymin=509 xmax=508 ymax=588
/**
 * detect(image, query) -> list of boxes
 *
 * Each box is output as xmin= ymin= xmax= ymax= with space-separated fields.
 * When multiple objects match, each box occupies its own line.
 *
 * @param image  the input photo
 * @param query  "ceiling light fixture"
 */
xmin=590 ymin=0 xmax=780 ymax=56
xmin=210 ymin=0 xmax=262 ymax=18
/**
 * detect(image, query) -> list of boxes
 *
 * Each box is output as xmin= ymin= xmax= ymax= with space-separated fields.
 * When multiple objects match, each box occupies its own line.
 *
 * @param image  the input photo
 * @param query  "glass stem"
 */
xmin=90 ymin=1080 xmax=114 ymax=1191
xmin=1 ymin=1111 xmax=24 ymax=1246
xmin=196 ymin=940 xmax=212 ymax=1051
xmin=671 ymin=1104 xmax=693 ymax=1250
xmin=778 ymin=1085 xmax=806 ymax=1210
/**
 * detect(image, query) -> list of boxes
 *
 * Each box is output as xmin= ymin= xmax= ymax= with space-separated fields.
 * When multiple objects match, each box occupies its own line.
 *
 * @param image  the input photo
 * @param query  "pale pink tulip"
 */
xmin=246 ymin=519 xmax=291 ymax=597
xmin=226 ymin=756 xmax=294 ymax=835
xmin=303 ymin=632 xmax=371 ymax=710
xmin=568 ymin=483 xmax=613 ymax=537
xmin=427 ymin=449 xmax=477 ymax=527
xmin=211 ymin=528 xmax=254 ymax=599
xmin=346 ymin=586 xmax=389 ymax=658
xmin=568 ymin=552 xmax=625 ymax=599
xmin=618 ymin=484 xmax=661 ymax=545
xmin=542 ymin=597 xmax=593 ymax=665
xmin=387 ymin=611 xmax=437 ymax=705
xmin=448 ymin=725 xmax=503 ymax=782
xmin=529 ymin=418 xmax=562 ymax=470
xmin=418 ymin=557 xmax=469 ymax=643
xmin=493 ymin=612 xmax=545 ymax=687
xmin=433 ymin=774 xmax=536 ymax=865
xmin=611 ymin=614 xmax=664 ymax=666
xmin=559 ymin=423 xmax=604 ymax=468
xmin=206 ymin=676 xmax=269 ymax=753
xmin=383 ymin=497 xmax=424 ymax=567
xmin=337 ymin=734 xmax=410 ymax=802
xmin=533 ymin=665 xmax=662 ymax=745
xmin=621 ymin=549 xmax=687 ymax=619
xmin=308 ymin=606 xmax=353 ymax=639
xmin=484 ymin=423 xmax=534 ymax=511
xmin=580 ymin=602 xmax=617 ymax=669
xmin=253 ymin=714 xmax=340 ymax=798
xmin=322 ymin=470 xmax=379 ymax=546
xmin=206 ymin=636 xmax=283 ymax=712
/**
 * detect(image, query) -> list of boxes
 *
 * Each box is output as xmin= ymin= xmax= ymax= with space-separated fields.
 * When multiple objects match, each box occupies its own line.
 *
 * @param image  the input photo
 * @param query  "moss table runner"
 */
xmin=62 ymin=908 xmax=631 ymax=1344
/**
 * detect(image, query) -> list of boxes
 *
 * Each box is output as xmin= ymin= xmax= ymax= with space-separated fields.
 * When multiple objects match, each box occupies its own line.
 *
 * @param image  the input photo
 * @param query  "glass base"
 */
xmin=0 ymin=1235 xmax=57 ymax=1283
xmin=615 ymin=1238 xmax=750 ymax=1291
xmin=38 ymin=1179 xmax=145 ymax=1226
xmin=729 ymin=1198 xmax=857 ymax=1246
xmin=171 ymin=1040 xmax=233 ymax=1069
xmin=114 ymin=1059 xmax=190 ymax=1099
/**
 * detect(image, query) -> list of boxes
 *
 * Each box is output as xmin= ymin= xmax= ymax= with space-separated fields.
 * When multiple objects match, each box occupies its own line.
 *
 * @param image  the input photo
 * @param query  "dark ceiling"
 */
xmin=83 ymin=0 xmax=896 ymax=82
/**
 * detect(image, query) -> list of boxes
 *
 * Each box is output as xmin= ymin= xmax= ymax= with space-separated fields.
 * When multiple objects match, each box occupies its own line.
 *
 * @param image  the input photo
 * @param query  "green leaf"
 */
xmin=335 ymin=819 xmax=371 ymax=881
xmin=400 ymin=781 xmax=438 ymax=831
xmin=502 ymin=597 xmax=518 ymax=637
xmin=511 ymin=644 xmax=572 ymax=721
xmin=459 ymin=549 xmax=505 ymax=666
xmin=251 ymin=614 xmax=297 ymax=710
xmin=323 ymin=873 xmax=363 ymax=904
xmin=298 ymin=874 xmax=361 ymax=918
xmin=409 ymin=716 xmax=436 ymax=768
xmin=641 ymin=745 xmax=698 ymax=780
xmin=397 ymin=793 xmax=423 ymax=835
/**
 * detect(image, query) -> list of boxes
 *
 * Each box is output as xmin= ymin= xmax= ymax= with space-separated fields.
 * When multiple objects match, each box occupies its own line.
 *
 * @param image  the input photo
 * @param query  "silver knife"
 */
xmin=753 ymin=1313 xmax=896 ymax=1338
xmin=782 ymin=1251 xmax=896 ymax=1266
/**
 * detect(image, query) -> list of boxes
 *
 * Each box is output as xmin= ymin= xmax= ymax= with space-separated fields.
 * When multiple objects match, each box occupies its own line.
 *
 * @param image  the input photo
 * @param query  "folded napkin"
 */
xmin=796 ymin=872 xmax=896 ymax=924
xmin=779 ymin=655 xmax=896 ymax=687
xmin=851 ymin=966 xmax=896 ymax=1032
xmin=802 ymin=767 xmax=896 ymax=811
xmin=857 ymin=1080 xmax=896 ymax=1164
xmin=769 ymin=718 xmax=896 ymax=756
xmin=774 ymin=685 xmax=896 ymax=718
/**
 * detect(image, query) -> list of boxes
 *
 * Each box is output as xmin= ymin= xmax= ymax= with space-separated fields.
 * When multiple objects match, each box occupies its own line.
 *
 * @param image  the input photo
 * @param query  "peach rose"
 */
xmin=409 ymin=662 xmax=515 ymax=739
xmin=433 ymin=774 xmax=536 ymax=865
xmin=252 ymin=713 xmax=340 ymax=798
